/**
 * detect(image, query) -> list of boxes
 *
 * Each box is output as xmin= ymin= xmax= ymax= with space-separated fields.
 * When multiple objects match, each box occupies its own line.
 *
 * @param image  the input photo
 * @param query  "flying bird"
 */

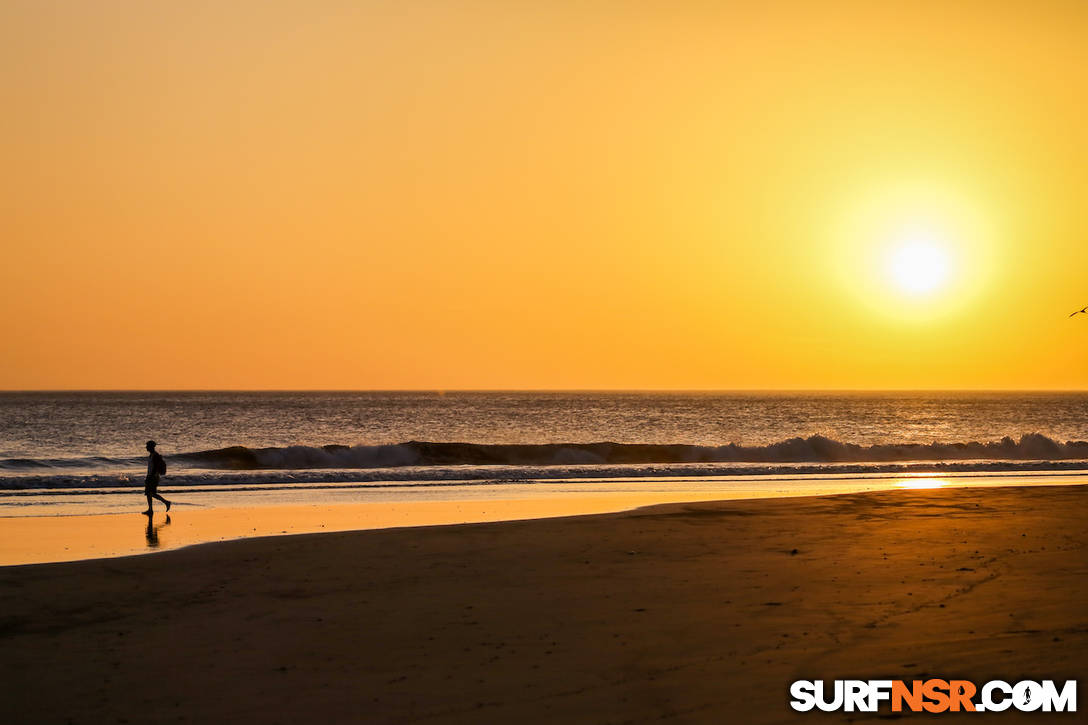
xmin=1070 ymin=306 xmax=1088 ymax=317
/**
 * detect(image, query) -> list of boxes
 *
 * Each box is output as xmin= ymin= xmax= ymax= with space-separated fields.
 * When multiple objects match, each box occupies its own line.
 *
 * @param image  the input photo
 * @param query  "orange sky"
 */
xmin=2 ymin=0 xmax=1087 ymax=390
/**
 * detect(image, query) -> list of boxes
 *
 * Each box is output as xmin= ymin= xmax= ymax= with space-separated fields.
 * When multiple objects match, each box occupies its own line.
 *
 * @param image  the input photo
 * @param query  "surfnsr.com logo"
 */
xmin=790 ymin=679 xmax=1076 ymax=713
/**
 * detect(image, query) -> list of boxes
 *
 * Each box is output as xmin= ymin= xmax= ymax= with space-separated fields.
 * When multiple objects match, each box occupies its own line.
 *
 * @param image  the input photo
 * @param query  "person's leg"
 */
xmin=153 ymin=492 xmax=171 ymax=511
xmin=143 ymin=493 xmax=153 ymax=515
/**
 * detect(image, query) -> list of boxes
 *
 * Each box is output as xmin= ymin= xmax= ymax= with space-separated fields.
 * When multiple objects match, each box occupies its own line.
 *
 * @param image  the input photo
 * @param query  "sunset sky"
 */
xmin=3 ymin=0 xmax=1087 ymax=390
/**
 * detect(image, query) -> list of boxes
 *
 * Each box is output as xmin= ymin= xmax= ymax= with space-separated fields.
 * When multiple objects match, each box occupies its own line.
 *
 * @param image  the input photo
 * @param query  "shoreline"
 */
xmin=2 ymin=484 xmax=1085 ymax=723
xmin=4 ymin=474 xmax=1088 ymax=566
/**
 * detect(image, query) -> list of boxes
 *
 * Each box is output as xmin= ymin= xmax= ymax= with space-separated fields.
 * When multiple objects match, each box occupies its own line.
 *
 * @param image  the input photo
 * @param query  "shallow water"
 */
xmin=1 ymin=472 xmax=1083 ymax=565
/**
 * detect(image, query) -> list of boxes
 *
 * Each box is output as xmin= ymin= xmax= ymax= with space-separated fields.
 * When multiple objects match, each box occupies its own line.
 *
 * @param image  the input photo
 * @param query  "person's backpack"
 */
xmin=155 ymin=452 xmax=167 ymax=476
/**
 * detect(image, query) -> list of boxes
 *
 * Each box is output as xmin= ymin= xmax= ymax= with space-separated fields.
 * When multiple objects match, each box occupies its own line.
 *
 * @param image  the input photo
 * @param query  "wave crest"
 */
xmin=168 ymin=433 xmax=1088 ymax=470
xmin=5 ymin=434 xmax=1088 ymax=478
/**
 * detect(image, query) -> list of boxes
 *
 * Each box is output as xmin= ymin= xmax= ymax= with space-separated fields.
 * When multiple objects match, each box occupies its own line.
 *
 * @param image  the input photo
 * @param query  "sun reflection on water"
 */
xmin=896 ymin=477 xmax=948 ymax=490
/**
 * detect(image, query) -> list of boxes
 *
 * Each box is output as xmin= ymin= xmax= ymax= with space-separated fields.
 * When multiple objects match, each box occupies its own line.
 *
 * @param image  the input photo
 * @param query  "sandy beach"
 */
xmin=6 ymin=0 xmax=1088 ymax=720
xmin=2 ymin=484 xmax=1085 ymax=723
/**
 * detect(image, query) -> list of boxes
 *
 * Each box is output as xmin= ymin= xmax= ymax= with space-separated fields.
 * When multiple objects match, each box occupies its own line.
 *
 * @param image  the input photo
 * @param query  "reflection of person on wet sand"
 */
xmin=142 ymin=440 xmax=172 ymax=515
xmin=145 ymin=514 xmax=171 ymax=548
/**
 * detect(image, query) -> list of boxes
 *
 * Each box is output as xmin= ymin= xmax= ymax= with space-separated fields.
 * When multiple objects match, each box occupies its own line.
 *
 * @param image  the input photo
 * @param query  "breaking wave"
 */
xmin=165 ymin=433 xmax=1088 ymax=469
xmin=4 ymin=433 xmax=1088 ymax=477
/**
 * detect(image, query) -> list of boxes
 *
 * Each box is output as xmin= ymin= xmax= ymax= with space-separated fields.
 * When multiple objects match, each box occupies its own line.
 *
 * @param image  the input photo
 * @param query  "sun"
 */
xmin=832 ymin=182 xmax=996 ymax=321
xmin=885 ymin=230 xmax=952 ymax=296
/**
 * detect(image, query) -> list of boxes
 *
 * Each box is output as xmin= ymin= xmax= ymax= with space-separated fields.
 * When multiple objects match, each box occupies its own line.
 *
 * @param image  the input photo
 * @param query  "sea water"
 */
xmin=3 ymin=391 xmax=1088 ymax=514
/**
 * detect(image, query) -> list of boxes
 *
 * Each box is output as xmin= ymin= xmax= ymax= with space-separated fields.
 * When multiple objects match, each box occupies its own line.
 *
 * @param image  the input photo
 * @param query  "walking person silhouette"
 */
xmin=142 ymin=440 xmax=172 ymax=515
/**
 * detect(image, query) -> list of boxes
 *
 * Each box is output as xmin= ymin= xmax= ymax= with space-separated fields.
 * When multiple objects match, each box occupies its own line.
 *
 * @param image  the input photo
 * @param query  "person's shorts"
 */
xmin=144 ymin=474 xmax=160 ymax=495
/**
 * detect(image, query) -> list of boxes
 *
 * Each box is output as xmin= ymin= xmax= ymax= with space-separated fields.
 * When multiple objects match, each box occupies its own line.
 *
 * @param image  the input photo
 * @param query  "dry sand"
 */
xmin=1 ymin=485 xmax=1085 ymax=723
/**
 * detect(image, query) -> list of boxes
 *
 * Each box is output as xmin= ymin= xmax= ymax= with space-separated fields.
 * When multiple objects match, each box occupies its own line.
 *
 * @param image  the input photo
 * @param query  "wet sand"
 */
xmin=5 ymin=474 xmax=1082 ymax=567
xmin=0 ymin=493 xmax=753 ymax=566
xmin=1 ymin=485 xmax=1086 ymax=723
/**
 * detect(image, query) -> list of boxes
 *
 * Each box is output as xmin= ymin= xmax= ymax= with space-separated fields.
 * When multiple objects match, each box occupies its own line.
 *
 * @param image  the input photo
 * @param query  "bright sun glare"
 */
xmin=885 ymin=231 xmax=951 ymax=296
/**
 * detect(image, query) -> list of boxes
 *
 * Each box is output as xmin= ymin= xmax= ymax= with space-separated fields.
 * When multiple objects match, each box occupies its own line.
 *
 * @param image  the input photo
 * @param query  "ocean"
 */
xmin=4 ymin=390 xmax=1088 ymax=494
